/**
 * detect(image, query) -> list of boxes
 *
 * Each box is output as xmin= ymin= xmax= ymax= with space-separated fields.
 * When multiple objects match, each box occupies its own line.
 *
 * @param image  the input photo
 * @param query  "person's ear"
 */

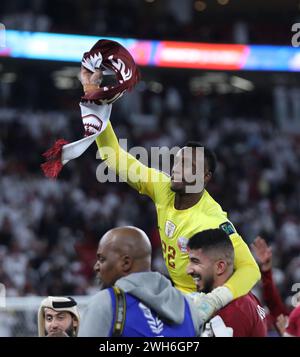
xmin=215 ymin=260 xmax=226 ymax=276
xmin=73 ymin=318 xmax=78 ymax=328
xmin=121 ymin=255 xmax=133 ymax=273
xmin=204 ymin=171 xmax=212 ymax=186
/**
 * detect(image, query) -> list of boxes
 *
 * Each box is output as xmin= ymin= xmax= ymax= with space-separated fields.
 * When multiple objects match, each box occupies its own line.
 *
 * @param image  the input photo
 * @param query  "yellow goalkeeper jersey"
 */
xmin=96 ymin=122 xmax=261 ymax=297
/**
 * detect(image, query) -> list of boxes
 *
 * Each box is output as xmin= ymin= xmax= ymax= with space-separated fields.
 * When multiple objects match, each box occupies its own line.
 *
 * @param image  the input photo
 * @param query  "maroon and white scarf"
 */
xmin=41 ymin=39 xmax=140 ymax=178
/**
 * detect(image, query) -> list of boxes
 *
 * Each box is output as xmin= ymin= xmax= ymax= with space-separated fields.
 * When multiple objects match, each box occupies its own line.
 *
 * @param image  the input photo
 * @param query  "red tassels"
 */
xmin=41 ymin=139 xmax=69 ymax=179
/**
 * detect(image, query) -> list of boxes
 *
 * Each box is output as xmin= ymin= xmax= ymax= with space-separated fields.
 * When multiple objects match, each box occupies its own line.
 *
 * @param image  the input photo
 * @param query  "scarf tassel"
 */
xmin=41 ymin=139 xmax=69 ymax=179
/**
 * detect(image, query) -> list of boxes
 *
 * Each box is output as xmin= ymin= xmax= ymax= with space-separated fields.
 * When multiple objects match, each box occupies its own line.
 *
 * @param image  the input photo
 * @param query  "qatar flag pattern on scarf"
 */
xmin=41 ymin=39 xmax=140 ymax=179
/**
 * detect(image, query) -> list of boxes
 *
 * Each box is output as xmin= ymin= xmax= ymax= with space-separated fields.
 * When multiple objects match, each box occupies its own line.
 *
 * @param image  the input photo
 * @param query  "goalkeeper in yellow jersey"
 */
xmin=81 ymin=67 xmax=261 ymax=323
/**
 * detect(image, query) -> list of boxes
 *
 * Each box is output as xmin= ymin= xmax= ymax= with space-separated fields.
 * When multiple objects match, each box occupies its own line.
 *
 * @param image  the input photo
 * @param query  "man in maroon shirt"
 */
xmin=251 ymin=236 xmax=290 ymax=335
xmin=187 ymin=228 xmax=267 ymax=337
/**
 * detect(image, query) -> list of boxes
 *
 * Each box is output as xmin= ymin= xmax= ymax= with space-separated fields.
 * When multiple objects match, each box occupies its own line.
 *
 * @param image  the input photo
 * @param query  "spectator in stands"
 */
xmin=38 ymin=296 xmax=80 ymax=337
xmin=187 ymin=229 xmax=267 ymax=337
xmin=79 ymin=226 xmax=202 ymax=337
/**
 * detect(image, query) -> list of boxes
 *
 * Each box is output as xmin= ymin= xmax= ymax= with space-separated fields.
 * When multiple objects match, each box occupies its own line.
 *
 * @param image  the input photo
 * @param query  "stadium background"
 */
xmin=0 ymin=0 xmax=300 ymax=336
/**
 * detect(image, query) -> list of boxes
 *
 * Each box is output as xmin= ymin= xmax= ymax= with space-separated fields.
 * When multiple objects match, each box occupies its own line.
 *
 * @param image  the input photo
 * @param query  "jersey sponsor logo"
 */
xmin=165 ymin=220 xmax=176 ymax=238
xmin=177 ymin=236 xmax=189 ymax=253
xmin=138 ymin=302 xmax=164 ymax=336
xmin=256 ymin=305 xmax=266 ymax=320
xmin=219 ymin=222 xmax=236 ymax=236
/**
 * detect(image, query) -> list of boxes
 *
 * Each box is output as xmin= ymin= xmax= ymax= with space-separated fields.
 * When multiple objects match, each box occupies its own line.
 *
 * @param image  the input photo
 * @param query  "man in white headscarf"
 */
xmin=38 ymin=296 xmax=80 ymax=337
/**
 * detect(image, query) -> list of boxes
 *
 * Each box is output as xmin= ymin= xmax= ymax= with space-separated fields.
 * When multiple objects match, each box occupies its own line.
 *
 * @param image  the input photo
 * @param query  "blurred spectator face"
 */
xmin=93 ymin=240 xmax=124 ymax=288
xmin=44 ymin=308 xmax=77 ymax=336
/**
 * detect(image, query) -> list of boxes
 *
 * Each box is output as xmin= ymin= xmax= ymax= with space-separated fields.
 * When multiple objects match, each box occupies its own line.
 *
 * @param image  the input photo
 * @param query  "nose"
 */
xmin=186 ymin=262 xmax=193 ymax=275
xmin=94 ymin=261 xmax=100 ymax=273
xmin=49 ymin=319 xmax=59 ymax=331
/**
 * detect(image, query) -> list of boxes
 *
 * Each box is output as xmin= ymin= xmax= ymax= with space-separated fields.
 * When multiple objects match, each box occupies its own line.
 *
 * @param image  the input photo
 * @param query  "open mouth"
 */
xmin=192 ymin=275 xmax=201 ymax=283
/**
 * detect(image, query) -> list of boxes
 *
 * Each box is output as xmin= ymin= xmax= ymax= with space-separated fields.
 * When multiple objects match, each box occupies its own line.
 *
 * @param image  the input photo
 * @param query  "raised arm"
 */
xmin=96 ymin=121 xmax=167 ymax=200
xmin=81 ymin=66 xmax=168 ymax=201
xmin=251 ymin=237 xmax=289 ymax=318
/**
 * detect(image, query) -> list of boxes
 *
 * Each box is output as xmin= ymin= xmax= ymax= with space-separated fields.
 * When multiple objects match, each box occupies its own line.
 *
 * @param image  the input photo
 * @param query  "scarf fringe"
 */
xmin=41 ymin=139 xmax=69 ymax=179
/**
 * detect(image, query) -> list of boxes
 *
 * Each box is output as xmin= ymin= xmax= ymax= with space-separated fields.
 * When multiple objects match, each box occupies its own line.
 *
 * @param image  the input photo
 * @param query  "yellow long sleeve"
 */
xmin=95 ymin=122 xmax=167 ymax=200
xmin=224 ymin=234 xmax=261 ymax=299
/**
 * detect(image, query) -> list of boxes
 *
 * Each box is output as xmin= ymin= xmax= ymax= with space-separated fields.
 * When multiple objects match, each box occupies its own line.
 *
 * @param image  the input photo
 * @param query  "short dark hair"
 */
xmin=185 ymin=141 xmax=217 ymax=175
xmin=187 ymin=228 xmax=234 ymax=263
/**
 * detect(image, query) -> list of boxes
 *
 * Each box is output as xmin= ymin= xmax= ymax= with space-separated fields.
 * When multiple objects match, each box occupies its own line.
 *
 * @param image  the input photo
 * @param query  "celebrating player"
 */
xmin=187 ymin=229 xmax=267 ymax=337
xmin=81 ymin=67 xmax=261 ymax=323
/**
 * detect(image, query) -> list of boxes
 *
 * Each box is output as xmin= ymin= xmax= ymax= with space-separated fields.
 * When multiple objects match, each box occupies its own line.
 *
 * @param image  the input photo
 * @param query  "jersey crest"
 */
xmin=165 ymin=220 xmax=176 ymax=238
xmin=177 ymin=237 xmax=188 ymax=253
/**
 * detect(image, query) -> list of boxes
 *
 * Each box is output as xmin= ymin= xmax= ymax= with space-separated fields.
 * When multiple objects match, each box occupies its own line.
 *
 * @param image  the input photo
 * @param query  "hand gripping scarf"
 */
xmin=41 ymin=39 xmax=140 ymax=178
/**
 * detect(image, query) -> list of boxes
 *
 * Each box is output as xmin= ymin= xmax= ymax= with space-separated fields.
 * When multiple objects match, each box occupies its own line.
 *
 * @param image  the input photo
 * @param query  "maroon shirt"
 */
xmin=261 ymin=269 xmax=290 ymax=333
xmin=286 ymin=305 xmax=300 ymax=337
xmin=217 ymin=292 xmax=267 ymax=337
xmin=261 ymin=270 xmax=289 ymax=318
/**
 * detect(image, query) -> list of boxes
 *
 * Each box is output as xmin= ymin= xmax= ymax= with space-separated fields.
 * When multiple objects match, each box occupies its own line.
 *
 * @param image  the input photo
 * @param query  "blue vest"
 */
xmin=108 ymin=288 xmax=196 ymax=337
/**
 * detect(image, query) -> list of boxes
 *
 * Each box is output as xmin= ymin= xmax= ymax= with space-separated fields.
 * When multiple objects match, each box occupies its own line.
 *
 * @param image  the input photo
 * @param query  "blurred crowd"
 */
xmin=0 ymin=0 xmax=297 ymax=45
xmin=0 ymin=78 xmax=300 ymax=309
xmin=1 ymin=0 xmax=300 ymax=338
